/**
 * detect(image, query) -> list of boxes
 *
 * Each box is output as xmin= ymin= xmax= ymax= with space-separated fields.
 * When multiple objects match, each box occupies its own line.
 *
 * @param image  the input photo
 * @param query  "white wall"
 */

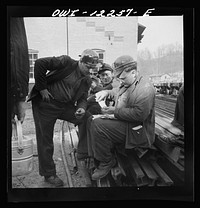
xmin=24 ymin=16 xmax=138 ymax=65
xmin=24 ymin=17 xmax=67 ymax=58
xmin=68 ymin=17 xmax=138 ymax=65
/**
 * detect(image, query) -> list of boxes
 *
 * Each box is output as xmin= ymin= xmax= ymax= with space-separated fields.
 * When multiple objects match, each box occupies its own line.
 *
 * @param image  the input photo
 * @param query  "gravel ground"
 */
xmin=11 ymin=102 xmax=91 ymax=188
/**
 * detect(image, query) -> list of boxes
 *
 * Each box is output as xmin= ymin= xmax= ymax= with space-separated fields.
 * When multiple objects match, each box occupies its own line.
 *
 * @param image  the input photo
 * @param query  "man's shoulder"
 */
xmin=137 ymin=75 xmax=155 ymax=94
xmin=54 ymin=55 xmax=77 ymax=64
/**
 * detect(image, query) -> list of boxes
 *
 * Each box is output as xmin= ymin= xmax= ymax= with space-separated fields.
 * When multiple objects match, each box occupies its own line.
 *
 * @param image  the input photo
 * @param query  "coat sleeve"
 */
xmin=10 ymin=18 xmax=30 ymax=101
xmin=114 ymin=83 xmax=155 ymax=123
xmin=76 ymin=92 xmax=88 ymax=110
xmin=34 ymin=55 xmax=71 ymax=91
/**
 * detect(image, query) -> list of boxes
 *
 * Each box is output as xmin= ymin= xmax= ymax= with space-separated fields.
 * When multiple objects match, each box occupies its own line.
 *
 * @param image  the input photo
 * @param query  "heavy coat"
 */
xmin=28 ymin=55 xmax=91 ymax=110
xmin=113 ymin=75 xmax=155 ymax=149
xmin=10 ymin=18 xmax=29 ymax=101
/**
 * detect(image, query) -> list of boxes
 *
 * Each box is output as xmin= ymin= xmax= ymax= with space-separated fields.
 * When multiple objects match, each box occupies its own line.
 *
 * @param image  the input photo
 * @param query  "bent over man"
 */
xmin=87 ymin=55 xmax=155 ymax=180
xmin=28 ymin=49 xmax=99 ymax=186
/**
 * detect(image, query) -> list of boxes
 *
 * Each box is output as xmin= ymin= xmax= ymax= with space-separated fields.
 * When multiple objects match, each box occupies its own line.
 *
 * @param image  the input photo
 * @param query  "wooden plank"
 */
xmin=155 ymin=116 xmax=184 ymax=136
xmin=154 ymin=136 xmax=181 ymax=163
xmin=177 ymin=158 xmax=184 ymax=167
xmin=155 ymin=95 xmax=177 ymax=104
xmin=67 ymin=122 xmax=79 ymax=149
xmin=65 ymin=122 xmax=77 ymax=172
xmin=155 ymin=146 xmax=184 ymax=172
xmin=76 ymin=159 xmax=92 ymax=187
xmin=155 ymin=110 xmax=173 ymax=121
xmin=150 ymin=161 xmax=174 ymax=186
xmin=115 ymin=153 xmax=138 ymax=186
xmin=156 ymin=156 xmax=184 ymax=184
xmin=111 ymin=167 xmax=124 ymax=186
xmin=156 ymin=102 xmax=176 ymax=109
xmin=69 ymin=128 xmax=79 ymax=149
xmin=137 ymin=157 xmax=159 ymax=186
xmin=97 ymin=176 xmax=111 ymax=187
xmin=128 ymin=153 xmax=149 ymax=186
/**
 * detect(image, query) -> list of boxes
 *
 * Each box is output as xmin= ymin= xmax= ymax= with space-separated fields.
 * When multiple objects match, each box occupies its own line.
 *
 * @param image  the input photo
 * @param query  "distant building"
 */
xmin=149 ymin=74 xmax=163 ymax=84
xmin=150 ymin=71 xmax=183 ymax=84
xmin=28 ymin=49 xmax=39 ymax=83
xmin=160 ymin=73 xmax=171 ymax=83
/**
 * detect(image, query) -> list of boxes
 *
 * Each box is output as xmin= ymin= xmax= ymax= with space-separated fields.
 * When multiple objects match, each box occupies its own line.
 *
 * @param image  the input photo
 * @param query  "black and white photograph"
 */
xmin=7 ymin=6 xmax=194 ymax=202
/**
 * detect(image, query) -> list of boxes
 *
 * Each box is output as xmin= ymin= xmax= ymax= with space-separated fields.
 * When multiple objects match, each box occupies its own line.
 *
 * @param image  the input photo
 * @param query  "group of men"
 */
xmin=11 ymin=18 xmax=181 ymax=188
xmin=26 ymin=49 xmax=156 ymax=186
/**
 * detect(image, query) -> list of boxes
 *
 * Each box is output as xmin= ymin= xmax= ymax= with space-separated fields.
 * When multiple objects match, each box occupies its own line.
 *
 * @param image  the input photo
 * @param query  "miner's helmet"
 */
xmin=98 ymin=63 xmax=113 ymax=75
xmin=80 ymin=49 xmax=99 ymax=68
xmin=113 ymin=55 xmax=137 ymax=78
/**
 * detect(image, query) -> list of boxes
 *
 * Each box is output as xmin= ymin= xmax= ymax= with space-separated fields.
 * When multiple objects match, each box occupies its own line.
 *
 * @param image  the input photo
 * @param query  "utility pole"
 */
xmin=66 ymin=17 xmax=69 ymax=55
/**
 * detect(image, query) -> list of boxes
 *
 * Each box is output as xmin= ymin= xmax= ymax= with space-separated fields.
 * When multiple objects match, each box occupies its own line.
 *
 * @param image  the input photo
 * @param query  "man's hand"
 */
xmin=95 ymin=90 xmax=108 ymax=102
xmin=75 ymin=108 xmax=86 ymax=119
xmin=12 ymin=101 xmax=26 ymax=123
xmin=101 ymin=106 xmax=115 ymax=115
xmin=40 ymin=89 xmax=54 ymax=102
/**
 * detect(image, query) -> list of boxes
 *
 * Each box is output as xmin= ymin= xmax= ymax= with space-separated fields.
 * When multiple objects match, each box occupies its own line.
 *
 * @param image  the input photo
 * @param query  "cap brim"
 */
xmin=114 ymin=61 xmax=136 ymax=71
xmin=114 ymin=68 xmax=124 ymax=77
xmin=98 ymin=68 xmax=112 ymax=74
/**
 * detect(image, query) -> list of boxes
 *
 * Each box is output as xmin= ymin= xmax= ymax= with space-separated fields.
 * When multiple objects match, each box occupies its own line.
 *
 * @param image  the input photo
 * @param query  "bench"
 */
xmin=60 ymin=94 xmax=184 ymax=187
xmin=99 ymin=96 xmax=184 ymax=187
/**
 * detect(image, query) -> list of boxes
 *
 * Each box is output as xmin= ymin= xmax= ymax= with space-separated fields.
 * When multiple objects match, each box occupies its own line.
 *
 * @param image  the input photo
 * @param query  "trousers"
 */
xmin=32 ymin=97 xmax=91 ymax=177
xmin=87 ymin=117 xmax=127 ymax=163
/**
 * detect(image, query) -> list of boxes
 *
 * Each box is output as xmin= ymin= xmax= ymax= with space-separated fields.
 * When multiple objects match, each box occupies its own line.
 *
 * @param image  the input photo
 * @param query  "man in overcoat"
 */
xmin=87 ymin=55 xmax=155 ymax=180
xmin=11 ymin=18 xmax=30 ymax=124
xmin=28 ymin=49 xmax=99 ymax=186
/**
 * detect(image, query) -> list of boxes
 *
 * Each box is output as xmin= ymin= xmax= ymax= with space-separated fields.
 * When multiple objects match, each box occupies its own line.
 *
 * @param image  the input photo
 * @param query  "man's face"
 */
xmin=117 ymin=69 xmax=137 ymax=87
xmin=99 ymin=70 xmax=113 ymax=85
xmin=79 ymin=62 xmax=96 ymax=75
xmin=89 ymin=68 xmax=98 ymax=78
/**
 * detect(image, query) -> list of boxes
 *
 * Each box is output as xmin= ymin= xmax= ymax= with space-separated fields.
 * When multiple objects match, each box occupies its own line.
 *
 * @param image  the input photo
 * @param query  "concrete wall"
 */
xmin=25 ymin=16 xmax=138 ymax=66
xmin=68 ymin=17 xmax=138 ymax=65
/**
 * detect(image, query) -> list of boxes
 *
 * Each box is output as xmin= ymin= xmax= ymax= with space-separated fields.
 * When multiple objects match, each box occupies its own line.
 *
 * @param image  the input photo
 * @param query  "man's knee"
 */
xmin=91 ymin=118 xmax=106 ymax=133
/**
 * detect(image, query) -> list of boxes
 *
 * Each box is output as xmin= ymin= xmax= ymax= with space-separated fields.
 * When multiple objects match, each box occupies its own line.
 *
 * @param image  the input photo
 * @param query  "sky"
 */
xmin=137 ymin=16 xmax=183 ymax=53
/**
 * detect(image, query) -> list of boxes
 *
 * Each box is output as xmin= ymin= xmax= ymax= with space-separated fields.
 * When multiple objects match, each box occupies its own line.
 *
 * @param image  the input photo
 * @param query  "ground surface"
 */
xmin=11 ymin=102 xmax=89 ymax=188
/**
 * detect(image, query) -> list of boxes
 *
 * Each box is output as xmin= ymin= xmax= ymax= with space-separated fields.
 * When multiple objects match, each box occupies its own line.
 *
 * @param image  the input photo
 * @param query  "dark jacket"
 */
xmin=112 ymin=75 xmax=155 ymax=149
xmin=10 ymin=18 xmax=30 ymax=101
xmin=28 ymin=55 xmax=92 ymax=110
xmin=171 ymin=85 xmax=184 ymax=131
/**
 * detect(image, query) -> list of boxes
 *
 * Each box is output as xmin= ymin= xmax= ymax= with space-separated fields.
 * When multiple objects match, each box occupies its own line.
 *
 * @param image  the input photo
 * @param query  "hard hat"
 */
xmin=80 ymin=49 xmax=99 ymax=67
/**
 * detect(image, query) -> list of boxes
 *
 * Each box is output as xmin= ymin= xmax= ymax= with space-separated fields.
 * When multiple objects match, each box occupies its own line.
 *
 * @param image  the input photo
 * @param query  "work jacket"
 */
xmin=10 ymin=18 xmax=30 ymax=102
xmin=28 ymin=55 xmax=91 ymax=110
xmin=110 ymin=75 xmax=155 ymax=149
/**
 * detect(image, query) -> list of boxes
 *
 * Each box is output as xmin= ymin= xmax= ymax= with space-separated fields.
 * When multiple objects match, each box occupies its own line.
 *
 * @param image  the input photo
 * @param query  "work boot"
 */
xmin=44 ymin=175 xmax=64 ymax=187
xmin=92 ymin=158 xmax=116 ymax=180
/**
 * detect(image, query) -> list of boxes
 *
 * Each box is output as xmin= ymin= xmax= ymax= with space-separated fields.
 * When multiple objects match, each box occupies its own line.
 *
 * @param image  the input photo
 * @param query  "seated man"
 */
xmin=87 ymin=55 xmax=156 ymax=180
xmin=87 ymin=63 xmax=120 ymax=115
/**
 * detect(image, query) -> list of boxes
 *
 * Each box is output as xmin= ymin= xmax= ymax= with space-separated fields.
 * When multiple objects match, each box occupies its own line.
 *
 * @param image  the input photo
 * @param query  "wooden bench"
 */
xmin=98 ymin=96 xmax=184 ymax=187
xmin=61 ymin=95 xmax=184 ymax=187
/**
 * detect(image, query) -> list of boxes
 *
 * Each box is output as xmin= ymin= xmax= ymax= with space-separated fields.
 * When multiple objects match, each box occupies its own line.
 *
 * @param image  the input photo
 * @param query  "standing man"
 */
xmin=28 ymin=49 xmax=99 ymax=186
xmin=171 ymin=84 xmax=184 ymax=131
xmin=10 ymin=18 xmax=30 ymax=124
xmin=87 ymin=55 xmax=155 ymax=180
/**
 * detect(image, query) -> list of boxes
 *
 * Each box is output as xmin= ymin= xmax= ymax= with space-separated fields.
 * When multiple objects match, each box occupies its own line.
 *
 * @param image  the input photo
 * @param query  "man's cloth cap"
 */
xmin=113 ymin=55 xmax=137 ymax=77
xmin=98 ymin=63 xmax=113 ymax=74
